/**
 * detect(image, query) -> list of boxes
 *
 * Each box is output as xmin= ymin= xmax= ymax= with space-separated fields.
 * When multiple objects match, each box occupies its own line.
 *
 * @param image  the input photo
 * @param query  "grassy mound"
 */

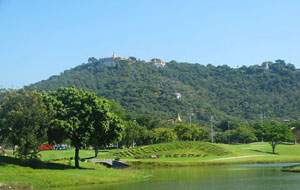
xmin=98 ymin=142 xmax=232 ymax=162
xmin=96 ymin=142 xmax=300 ymax=166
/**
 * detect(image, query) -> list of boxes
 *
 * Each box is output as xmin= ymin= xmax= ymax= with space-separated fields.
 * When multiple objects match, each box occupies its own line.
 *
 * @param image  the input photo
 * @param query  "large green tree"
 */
xmin=151 ymin=128 xmax=177 ymax=144
xmin=89 ymin=99 xmax=124 ymax=157
xmin=232 ymin=124 xmax=257 ymax=144
xmin=46 ymin=87 xmax=121 ymax=168
xmin=0 ymin=89 xmax=50 ymax=159
xmin=175 ymin=123 xmax=209 ymax=141
xmin=261 ymin=122 xmax=294 ymax=154
xmin=121 ymin=121 xmax=150 ymax=148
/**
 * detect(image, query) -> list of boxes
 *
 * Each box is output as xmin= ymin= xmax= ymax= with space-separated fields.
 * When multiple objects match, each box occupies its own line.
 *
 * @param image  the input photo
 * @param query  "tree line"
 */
xmin=0 ymin=87 xmax=123 ymax=168
xmin=0 ymin=87 xmax=296 ymax=168
xmin=0 ymin=87 xmax=209 ymax=167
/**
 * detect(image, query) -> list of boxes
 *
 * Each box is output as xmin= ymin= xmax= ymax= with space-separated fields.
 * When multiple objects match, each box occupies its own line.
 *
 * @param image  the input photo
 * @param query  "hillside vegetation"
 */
xmin=29 ymin=59 xmax=300 ymax=123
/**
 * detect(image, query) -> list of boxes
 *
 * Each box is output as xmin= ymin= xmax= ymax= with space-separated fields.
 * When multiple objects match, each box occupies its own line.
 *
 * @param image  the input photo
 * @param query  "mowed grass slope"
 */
xmin=95 ymin=141 xmax=300 ymax=165
xmin=0 ymin=160 xmax=149 ymax=189
xmin=0 ymin=149 xmax=149 ymax=189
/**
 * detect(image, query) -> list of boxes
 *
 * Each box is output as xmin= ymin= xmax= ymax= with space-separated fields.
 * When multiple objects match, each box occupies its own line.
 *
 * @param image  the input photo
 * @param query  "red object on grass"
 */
xmin=38 ymin=144 xmax=54 ymax=151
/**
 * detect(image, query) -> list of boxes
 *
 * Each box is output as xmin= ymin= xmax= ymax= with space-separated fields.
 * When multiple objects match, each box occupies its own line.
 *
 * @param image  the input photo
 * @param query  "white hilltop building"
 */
xmin=265 ymin=62 xmax=269 ymax=70
xmin=98 ymin=53 xmax=166 ymax=67
xmin=174 ymin=92 xmax=182 ymax=99
xmin=264 ymin=61 xmax=273 ymax=72
xmin=99 ymin=52 xmax=129 ymax=65
xmin=152 ymin=58 xmax=166 ymax=67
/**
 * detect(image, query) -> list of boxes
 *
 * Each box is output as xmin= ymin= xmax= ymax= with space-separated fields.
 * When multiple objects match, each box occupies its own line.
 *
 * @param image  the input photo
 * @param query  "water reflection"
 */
xmin=52 ymin=164 xmax=300 ymax=190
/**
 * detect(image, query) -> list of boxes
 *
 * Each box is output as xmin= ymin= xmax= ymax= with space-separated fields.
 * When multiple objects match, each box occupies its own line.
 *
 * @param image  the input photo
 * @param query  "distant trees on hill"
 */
xmin=28 ymin=59 xmax=300 ymax=124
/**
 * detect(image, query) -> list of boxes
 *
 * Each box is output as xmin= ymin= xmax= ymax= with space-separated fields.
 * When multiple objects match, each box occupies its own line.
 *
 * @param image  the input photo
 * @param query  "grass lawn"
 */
xmin=2 ymin=141 xmax=300 ymax=189
xmin=0 ymin=156 xmax=150 ymax=189
xmin=95 ymin=141 xmax=300 ymax=166
xmin=214 ymin=142 xmax=300 ymax=164
xmin=39 ymin=149 xmax=112 ymax=161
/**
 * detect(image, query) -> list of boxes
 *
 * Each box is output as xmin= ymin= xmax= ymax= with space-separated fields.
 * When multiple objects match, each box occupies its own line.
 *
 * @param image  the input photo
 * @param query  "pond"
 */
xmin=55 ymin=163 xmax=300 ymax=190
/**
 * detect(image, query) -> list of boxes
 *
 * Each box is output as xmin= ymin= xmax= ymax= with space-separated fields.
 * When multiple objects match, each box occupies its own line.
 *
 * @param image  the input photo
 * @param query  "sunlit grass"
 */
xmin=0 ymin=157 xmax=149 ymax=189
xmin=96 ymin=141 xmax=300 ymax=166
xmin=2 ymin=141 xmax=300 ymax=189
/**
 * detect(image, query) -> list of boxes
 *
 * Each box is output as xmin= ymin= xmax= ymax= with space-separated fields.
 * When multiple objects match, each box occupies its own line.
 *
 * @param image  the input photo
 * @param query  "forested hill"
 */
xmin=29 ymin=59 xmax=300 ymax=123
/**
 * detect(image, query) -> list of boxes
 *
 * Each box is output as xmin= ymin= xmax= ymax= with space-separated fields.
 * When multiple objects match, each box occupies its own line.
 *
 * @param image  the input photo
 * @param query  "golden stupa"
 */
xmin=175 ymin=113 xmax=182 ymax=122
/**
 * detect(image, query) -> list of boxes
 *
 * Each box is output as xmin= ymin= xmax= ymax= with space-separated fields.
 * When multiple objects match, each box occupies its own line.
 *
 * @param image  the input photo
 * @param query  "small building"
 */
xmin=265 ymin=62 xmax=269 ymax=70
xmin=99 ymin=52 xmax=129 ymax=65
xmin=264 ymin=61 xmax=273 ymax=72
xmin=283 ymin=120 xmax=290 ymax=123
xmin=152 ymin=58 xmax=166 ymax=67
xmin=174 ymin=92 xmax=182 ymax=99
xmin=167 ymin=119 xmax=175 ymax=124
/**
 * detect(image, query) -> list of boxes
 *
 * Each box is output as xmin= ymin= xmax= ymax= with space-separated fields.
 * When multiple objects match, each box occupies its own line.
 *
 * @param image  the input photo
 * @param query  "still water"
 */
xmin=56 ymin=163 xmax=300 ymax=190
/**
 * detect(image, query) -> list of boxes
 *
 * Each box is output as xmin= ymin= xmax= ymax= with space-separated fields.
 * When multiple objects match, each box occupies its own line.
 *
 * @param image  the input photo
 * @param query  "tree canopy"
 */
xmin=261 ymin=122 xmax=294 ymax=154
xmin=28 ymin=59 xmax=300 ymax=123
xmin=45 ymin=87 xmax=123 ymax=168
xmin=0 ymin=90 xmax=51 ymax=159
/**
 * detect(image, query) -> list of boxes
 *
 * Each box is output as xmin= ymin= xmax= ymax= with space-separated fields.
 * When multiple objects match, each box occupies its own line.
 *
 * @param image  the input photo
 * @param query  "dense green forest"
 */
xmin=28 ymin=58 xmax=300 ymax=124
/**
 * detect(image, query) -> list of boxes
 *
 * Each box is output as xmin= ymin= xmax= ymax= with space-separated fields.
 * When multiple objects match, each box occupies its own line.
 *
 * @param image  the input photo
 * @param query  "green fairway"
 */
xmin=96 ymin=141 xmax=300 ymax=166
xmin=2 ymin=141 xmax=300 ymax=189
xmin=214 ymin=142 xmax=300 ymax=164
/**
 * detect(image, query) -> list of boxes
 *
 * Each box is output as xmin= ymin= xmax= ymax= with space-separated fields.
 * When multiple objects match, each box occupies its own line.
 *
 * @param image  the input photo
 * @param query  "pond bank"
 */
xmin=0 ymin=158 xmax=150 ymax=190
xmin=4 ymin=142 xmax=300 ymax=189
xmin=128 ymin=157 xmax=300 ymax=168
xmin=282 ymin=165 xmax=300 ymax=172
xmin=2 ymin=157 xmax=300 ymax=189
xmin=49 ymin=164 xmax=300 ymax=190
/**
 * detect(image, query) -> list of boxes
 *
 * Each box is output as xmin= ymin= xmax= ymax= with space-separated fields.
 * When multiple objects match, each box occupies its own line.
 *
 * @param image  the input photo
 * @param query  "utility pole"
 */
xmin=260 ymin=113 xmax=264 ymax=126
xmin=211 ymin=116 xmax=214 ymax=143
xmin=228 ymin=121 xmax=230 ymax=145
xmin=133 ymin=118 xmax=136 ymax=148
xmin=260 ymin=113 xmax=265 ymax=144
xmin=187 ymin=112 xmax=194 ymax=126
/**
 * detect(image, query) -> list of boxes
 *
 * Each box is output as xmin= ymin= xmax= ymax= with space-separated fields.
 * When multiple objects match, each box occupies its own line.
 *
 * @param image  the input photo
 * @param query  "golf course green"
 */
xmin=1 ymin=141 xmax=300 ymax=189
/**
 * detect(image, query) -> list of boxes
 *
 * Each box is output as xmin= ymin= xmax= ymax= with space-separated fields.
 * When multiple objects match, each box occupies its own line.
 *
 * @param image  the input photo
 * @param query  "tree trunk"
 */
xmin=272 ymin=145 xmax=275 ymax=154
xmin=75 ymin=146 xmax=80 ymax=168
xmin=94 ymin=145 xmax=99 ymax=157
xmin=1 ymin=145 xmax=6 ymax=156
xmin=12 ymin=144 xmax=15 ymax=155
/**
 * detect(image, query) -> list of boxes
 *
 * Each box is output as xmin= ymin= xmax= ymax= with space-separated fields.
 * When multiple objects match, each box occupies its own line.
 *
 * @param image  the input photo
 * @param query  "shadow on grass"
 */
xmin=252 ymin=149 xmax=278 ymax=155
xmin=0 ymin=156 xmax=78 ymax=170
xmin=98 ymin=150 xmax=109 ymax=152
xmin=281 ymin=142 xmax=295 ymax=145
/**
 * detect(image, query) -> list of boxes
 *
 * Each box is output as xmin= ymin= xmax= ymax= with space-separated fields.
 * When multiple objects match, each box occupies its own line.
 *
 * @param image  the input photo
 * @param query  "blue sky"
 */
xmin=1 ymin=0 xmax=300 ymax=88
